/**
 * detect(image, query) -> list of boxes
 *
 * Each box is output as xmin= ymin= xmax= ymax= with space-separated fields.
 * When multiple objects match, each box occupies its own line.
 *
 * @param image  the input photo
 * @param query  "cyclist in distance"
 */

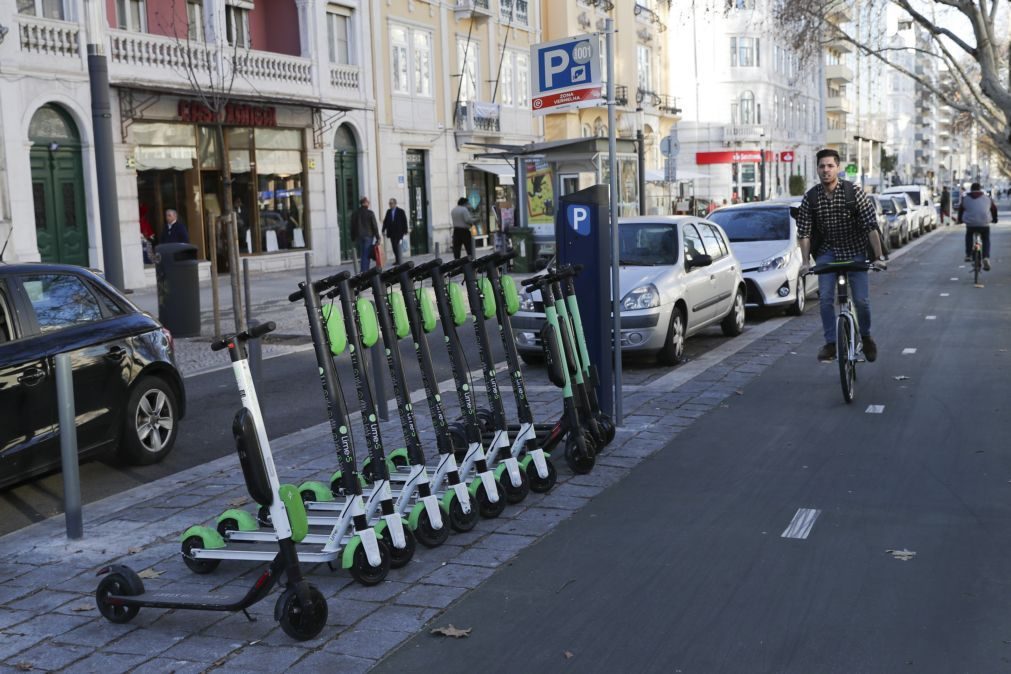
xmin=957 ymin=182 xmax=996 ymax=271
xmin=797 ymin=148 xmax=886 ymax=363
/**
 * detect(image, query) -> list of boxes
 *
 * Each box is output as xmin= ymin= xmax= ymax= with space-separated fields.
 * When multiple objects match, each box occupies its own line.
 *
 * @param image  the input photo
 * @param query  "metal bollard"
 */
xmin=55 ymin=353 xmax=83 ymax=539
xmin=243 ymin=259 xmax=263 ymax=388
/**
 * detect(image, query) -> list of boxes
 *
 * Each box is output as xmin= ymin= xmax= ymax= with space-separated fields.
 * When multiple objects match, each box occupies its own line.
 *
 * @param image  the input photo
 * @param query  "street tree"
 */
xmin=771 ymin=0 xmax=1011 ymax=165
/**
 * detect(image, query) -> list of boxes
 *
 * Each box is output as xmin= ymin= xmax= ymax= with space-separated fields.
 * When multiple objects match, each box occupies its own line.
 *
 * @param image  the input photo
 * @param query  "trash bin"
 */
xmin=155 ymin=243 xmax=201 ymax=337
xmin=509 ymin=227 xmax=536 ymax=273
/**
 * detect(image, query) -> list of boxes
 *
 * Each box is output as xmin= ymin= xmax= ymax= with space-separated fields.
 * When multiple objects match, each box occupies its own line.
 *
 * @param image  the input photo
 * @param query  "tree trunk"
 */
xmin=214 ymin=122 xmax=245 ymax=334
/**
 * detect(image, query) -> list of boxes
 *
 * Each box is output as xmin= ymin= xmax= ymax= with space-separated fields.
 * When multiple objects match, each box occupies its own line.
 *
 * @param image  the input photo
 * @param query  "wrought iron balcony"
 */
xmin=582 ymin=0 xmax=615 ymax=11
xmin=455 ymin=0 xmax=492 ymax=20
xmin=614 ymin=85 xmax=629 ymax=107
xmin=658 ymin=94 xmax=681 ymax=116
xmin=455 ymin=101 xmax=501 ymax=134
xmin=634 ymin=3 xmax=667 ymax=31
xmin=636 ymin=87 xmax=662 ymax=108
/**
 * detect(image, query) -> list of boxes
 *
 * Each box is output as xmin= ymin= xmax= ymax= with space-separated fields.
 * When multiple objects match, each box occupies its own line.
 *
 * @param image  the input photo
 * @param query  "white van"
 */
xmin=882 ymin=185 xmax=936 ymax=236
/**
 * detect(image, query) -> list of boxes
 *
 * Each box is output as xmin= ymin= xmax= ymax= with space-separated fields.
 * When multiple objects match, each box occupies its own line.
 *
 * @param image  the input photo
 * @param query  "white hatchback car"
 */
xmin=513 ymin=216 xmax=746 ymax=366
xmin=707 ymin=199 xmax=815 ymax=316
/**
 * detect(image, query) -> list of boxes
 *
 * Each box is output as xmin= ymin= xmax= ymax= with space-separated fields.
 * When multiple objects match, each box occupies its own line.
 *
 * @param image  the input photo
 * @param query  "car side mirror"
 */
xmin=900 ymin=209 xmax=907 ymax=215
xmin=686 ymin=253 xmax=713 ymax=269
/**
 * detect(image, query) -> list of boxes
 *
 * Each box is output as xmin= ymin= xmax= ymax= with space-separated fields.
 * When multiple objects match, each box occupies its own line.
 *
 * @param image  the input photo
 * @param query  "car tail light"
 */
xmin=161 ymin=327 xmax=175 ymax=352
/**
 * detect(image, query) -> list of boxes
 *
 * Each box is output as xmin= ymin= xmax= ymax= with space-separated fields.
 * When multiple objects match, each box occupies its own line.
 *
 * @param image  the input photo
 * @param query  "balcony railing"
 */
xmin=613 ymin=85 xmax=629 ymax=107
xmin=634 ymin=3 xmax=667 ymax=31
xmin=110 ymin=30 xmax=212 ymax=72
xmin=19 ymin=15 xmax=80 ymax=58
xmin=455 ymin=101 xmax=501 ymax=134
xmin=825 ymin=63 xmax=853 ymax=83
xmin=235 ymin=51 xmax=312 ymax=86
xmin=825 ymin=96 xmax=851 ymax=113
xmin=658 ymin=94 xmax=681 ymax=116
xmin=636 ymin=87 xmax=662 ymax=107
xmin=330 ymin=64 xmax=360 ymax=90
xmin=722 ymin=124 xmax=765 ymax=142
xmin=455 ymin=0 xmax=493 ymax=20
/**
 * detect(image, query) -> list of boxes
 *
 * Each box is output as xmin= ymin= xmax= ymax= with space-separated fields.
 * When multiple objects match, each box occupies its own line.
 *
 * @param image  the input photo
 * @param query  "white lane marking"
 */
xmin=866 ymin=405 xmax=885 ymax=414
xmin=940 ymin=293 xmax=950 ymax=297
xmin=902 ymin=348 xmax=917 ymax=355
xmin=950 ymin=277 xmax=959 ymax=281
xmin=782 ymin=508 xmax=821 ymax=539
xmin=925 ymin=315 xmax=937 ymax=320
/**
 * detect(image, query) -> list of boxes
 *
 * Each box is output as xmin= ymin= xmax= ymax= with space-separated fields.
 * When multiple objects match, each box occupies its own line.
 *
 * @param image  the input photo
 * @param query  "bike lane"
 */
xmin=373 ymin=224 xmax=1011 ymax=672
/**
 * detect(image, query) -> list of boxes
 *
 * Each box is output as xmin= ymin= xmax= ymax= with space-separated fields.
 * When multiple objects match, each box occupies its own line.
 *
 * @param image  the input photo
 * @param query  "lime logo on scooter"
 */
xmin=567 ymin=204 xmax=592 ymax=236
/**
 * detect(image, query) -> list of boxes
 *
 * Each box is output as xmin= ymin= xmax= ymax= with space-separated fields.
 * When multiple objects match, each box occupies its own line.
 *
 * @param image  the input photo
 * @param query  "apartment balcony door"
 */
xmin=406 ymin=149 xmax=429 ymax=255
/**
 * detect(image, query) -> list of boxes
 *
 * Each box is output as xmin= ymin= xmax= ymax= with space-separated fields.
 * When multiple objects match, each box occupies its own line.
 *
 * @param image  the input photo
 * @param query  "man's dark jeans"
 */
xmin=965 ymin=225 xmax=991 ymax=258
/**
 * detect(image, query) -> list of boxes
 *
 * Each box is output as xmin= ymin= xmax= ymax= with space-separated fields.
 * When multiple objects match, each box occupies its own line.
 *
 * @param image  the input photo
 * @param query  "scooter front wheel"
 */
xmin=380 ymin=521 xmax=416 ymax=569
xmin=414 ymin=507 xmax=451 ymax=548
xmin=95 ymin=569 xmax=143 ymax=623
xmin=597 ymin=415 xmax=616 ymax=444
xmin=476 ymin=479 xmax=507 ymax=518
xmin=448 ymin=493 xmax=479 ymax=532
xmin=501 ymin=467 xmax=530 ymax=504
xmin=181 ymin=536 xmax=221 ymax=575
xmin=275 ymin=583 xmax=328 ymax=641
xmin=526 ymin=457 xmax=557 ymax=493
xmin=350 ymin=540 xmax=391 ymax=586
xmin=564 ymin=434 xmax=595 ymax=475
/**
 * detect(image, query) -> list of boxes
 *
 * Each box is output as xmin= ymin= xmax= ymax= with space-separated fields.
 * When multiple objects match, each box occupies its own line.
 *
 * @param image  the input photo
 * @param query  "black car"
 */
xmin=0 ymin=263 xmax=185 ymax=489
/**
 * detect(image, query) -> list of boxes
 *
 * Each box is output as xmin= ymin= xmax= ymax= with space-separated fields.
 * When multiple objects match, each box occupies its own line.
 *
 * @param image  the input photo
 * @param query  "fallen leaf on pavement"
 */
xmin=227 ymin=497 xmax=250 ymax=508
xmin=431 ymin=625 xmax=471 ymax=638
xmin=564 ymin=651 xmax=575 ymax=659
xmin=886 ymin=549 xmax=917 ymax=561
xmin=893 ymin=375 xmax=910 ymax=381
xmin=735 ymin=390 xmax=744 ymax=395
xmin=15 ymin=663 xmax=33 ymax=671
xmin=138 ymin=568 xmax=164 ymax=579
xmin=70 ymin=603 xmax=93 ymax=612
xmin=127 ymin=547 xmax=142 ymax=555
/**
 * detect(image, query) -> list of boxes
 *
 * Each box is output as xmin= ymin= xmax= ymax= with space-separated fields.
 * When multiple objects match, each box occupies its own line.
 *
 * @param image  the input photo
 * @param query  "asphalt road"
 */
xmin=374 ymin=225 xmax=1011 ymax=672
xmin=0 ymin=301 xmax=756 ymax=536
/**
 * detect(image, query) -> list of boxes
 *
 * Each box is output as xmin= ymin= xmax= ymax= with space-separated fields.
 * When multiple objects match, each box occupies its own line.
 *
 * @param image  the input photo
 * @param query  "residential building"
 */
xmin=850 ymin=0 xmax=887 ymax=190
xmin=668 ymin=0 xmax=822 ymax=204
xmin=1 ymin=0 xmax=376 ymax=288
xmin=373 ymin=0 xmax=543 ymax=257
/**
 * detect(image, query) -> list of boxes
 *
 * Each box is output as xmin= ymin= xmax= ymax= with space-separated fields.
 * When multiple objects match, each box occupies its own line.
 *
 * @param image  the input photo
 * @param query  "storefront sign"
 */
xmin=177 ymin=100 xmax=277 ymax=127
xmin=696 ymin=150 xmax=773 ymax=165
xmin=779 ymin=151 xmax=795 ymax=163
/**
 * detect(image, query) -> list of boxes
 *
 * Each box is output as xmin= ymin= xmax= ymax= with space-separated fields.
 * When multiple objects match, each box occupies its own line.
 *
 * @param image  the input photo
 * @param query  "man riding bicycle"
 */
xmin=797 ymin=149 xmax=886 ymax=363
xmin=957 ymin=182 xmax=996 ymax=271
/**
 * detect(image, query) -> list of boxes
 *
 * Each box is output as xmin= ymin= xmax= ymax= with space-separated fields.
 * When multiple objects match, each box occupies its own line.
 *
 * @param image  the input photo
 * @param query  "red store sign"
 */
xmin=780 ymin=151 xmax=795 ymax=162
xmin=696 ymin=150 xmax=774 ymax=165
xmin=178 ymin=100 xmax=278 ymax=127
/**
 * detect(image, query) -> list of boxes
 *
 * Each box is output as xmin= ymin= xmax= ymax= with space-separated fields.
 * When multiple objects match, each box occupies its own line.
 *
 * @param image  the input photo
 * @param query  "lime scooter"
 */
xmin=181 ymin=270 xmax=391 ymax=586
xmin=441 ymin=256 xmax=530 ymax=504
xmin=95 ymin=323 xmax=329 ymax=640
xmin=422 ymin=258 xmax=507 ymax=517
xmin=522 ymin=274 xmax=596 ymax=473
xmin=470 ymin=251 xmax=557 ymax=492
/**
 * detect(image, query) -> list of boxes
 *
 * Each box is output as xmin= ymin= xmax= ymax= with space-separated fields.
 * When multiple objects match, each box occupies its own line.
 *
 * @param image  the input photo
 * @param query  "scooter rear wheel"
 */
xmin=413 ymin=507 xmax=451 ymax=547
xmin=350 ymin=540 xmax=391 ymax=586
xmin=526 ymin=457 xmax=557 ymax=493
xmin=95 ymin=570 xmax=142 ymax=623
xmin=276 ymin=583 xmax=328 ymax=641
xmin=448 ymin=493 xmax=479 ymax=532
xmin=380 ymin=521 xmax=416 ymax=569
xmin=181 ymin=536 xmax=221 ymax=575
xmin=597 ymin=415 xmax=616 ymax=444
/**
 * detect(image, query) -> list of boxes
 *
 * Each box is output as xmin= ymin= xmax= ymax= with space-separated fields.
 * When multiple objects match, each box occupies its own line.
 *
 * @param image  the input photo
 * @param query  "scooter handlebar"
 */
xmin=409 ymin=258 xmax=443 ymax=279
xmin=440 ymin=257 xmax=469 ymax=276
xmin=380 ymin=261 xmax=414 ymax=282
xmin=211 ymin=321 xmax=276 ymax=351
xmin=350 ymin=266 xmax=382 ymax=291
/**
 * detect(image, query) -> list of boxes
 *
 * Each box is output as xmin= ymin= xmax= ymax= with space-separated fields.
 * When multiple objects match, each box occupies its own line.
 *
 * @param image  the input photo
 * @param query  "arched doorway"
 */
xmin=29 ymin=105 xmax=88 ymax=266
xmin=334 ymin=124 xmax=359 ymax=262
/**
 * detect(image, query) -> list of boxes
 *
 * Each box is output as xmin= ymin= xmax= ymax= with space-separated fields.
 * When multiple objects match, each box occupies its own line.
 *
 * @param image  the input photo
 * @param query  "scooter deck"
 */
xmin=111 ymin=590 xmax=253 ymax=611
xmin=190 ymin=543 xmax=341 ymax=564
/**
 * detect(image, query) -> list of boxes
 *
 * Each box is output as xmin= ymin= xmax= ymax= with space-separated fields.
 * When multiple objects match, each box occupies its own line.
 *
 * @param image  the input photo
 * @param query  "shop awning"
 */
xmin=466 ymin=162 xmax=515 ymax=186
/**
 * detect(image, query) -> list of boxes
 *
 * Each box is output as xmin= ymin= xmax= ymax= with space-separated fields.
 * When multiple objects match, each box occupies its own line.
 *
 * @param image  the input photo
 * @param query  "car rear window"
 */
xmin=619 ymin=223 xmax=679 ymax=266
xmin=20 ymin=274 xmax=106 ymax=334
xmin=707 ymin=207 xmax=790 ymax=242
xmin=878 ymin=198 xmax=896 ymax=214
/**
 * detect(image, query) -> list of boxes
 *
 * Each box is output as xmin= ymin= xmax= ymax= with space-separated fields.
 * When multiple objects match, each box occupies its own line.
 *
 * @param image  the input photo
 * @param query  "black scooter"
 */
xmin=95 ymin=323 xmax=329 ymax=641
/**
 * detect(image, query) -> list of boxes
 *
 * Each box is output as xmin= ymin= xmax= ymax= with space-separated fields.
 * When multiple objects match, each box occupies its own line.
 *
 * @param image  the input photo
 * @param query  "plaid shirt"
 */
xmin=797 ymin=181 xmax=879 ymax=260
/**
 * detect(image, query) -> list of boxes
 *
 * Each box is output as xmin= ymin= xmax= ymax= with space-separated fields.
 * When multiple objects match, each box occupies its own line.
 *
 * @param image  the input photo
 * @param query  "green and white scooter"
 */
xmin=180 ymin=270 xmax=391 ymax=586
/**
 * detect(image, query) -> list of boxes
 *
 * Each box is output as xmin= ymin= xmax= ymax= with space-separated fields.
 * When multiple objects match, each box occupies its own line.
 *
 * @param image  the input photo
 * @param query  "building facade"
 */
xmin=1 ymin=0 xmax=377 ymax=287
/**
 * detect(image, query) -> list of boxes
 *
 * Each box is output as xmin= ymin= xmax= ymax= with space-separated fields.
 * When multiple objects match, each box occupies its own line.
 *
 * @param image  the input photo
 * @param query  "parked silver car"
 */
xmin=513 ymin=216 xmax=746 ymax=366
xmin=875 ymin=194 xmax=910 ymax=248
xmin=707 ymin=199 xmax=815 ymax=316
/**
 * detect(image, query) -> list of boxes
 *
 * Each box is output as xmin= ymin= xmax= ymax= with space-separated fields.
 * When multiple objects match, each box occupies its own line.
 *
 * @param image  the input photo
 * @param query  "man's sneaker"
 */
xmin=862 ymin=335 xmax=878 ymax=362
xmin=817 ymin=343 xmax=836 ymax=361
xmin=983 ymin=257 xmax=991 ymax=271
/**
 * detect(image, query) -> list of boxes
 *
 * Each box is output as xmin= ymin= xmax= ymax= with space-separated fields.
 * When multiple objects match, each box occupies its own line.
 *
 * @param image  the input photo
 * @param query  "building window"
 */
xmin=516 ymin=52 xmax=529 ymax=108
xmin=327 ymin=10 xmax=350 ymax=64
xmin=501 ymin=0 xmax=529 ymax=26
xmin=187 ymin=0 xmax=203 ymax=42
xmin=737 ymin=90 xmax=755 ymax=124
xmin=17 ymin=0 xmax=65 ymax=19
xmin=116 ymin=0 xmax=145 ymax=31
xmin=457 ymin=37 xmax=480 ymax=102
xmin=773 ymin=93 xmax=779 ymax=126
xmin=390 ymin=24 xmax=433 ymax=98
xmin=637 ymin=45 xmax=652 ymax=92
xmin=731 ymin=36 xmax=760 ymax=68
xmin=499 ymin=51 xmax=529 ymax=108
xmin=226 ymin=4 xmax=250 ymax=48
xmin=501 ymin=54 xmax=514 ymax=106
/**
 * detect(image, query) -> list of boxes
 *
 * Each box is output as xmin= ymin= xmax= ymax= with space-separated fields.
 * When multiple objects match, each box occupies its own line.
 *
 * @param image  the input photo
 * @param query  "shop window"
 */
xmin=254 ymin=128 xmax=305 ymax=253
xmin=116 ymin=0 xmax=146 ymax=31
xmin=17 ymin=0 xmax=64 ymax=19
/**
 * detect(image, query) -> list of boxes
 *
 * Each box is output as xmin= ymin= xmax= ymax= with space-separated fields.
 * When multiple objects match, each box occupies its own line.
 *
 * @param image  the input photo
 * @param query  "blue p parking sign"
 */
xmin=531 ymin=35 xmax=603 ymax=115
xmin=567 ymin=204 xmax=592 ymax=236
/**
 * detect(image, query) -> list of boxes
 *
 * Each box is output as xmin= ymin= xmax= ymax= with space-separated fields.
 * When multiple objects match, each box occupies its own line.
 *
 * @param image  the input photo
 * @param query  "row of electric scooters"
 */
xmin=95 ymin=251 xmax=615 ymax=641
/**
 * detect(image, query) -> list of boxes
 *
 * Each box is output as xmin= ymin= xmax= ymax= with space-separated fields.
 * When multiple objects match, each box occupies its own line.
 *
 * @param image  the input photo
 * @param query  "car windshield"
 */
xmin=707 ymin=207 xmax=790 ymax=242
xmin=878 ymin=198 xmax=896 ymax=214
xmin=890 ymin=191 xmax=920 ymax=205
xmin=618 ymin=223 xmax=679 ymax=266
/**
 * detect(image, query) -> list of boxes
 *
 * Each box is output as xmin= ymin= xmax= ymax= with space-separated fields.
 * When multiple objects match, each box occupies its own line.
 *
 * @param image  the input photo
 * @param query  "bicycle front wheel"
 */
xmin=973 ymin=251 xmax=982 ymax=285
xmin=837 ymin=314 xmax=856 ymax=403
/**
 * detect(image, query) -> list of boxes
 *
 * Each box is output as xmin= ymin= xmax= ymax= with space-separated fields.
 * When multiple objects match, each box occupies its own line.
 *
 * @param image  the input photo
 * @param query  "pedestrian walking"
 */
xmin=451 ymin=197 xmax=477 ymax=259
xmin=797 ymin=148 xmax=886 ymax=364
xmin=940 ymin=186 xmax=951 ymax=226
xmin=161 ymin=209 xmax=190 ymax=244
xmin=382 ymin=198 xmax=409 ymax=265
xmin=350 ymin=196 xmax=380 ymax=273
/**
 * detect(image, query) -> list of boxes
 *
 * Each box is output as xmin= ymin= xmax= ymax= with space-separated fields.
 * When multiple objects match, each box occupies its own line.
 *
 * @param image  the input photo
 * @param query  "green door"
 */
xmin=406 ymin=149 xmax=429 ymax=255
xmin=334 ymin=125 xmax=359 ymax=262
xmin=29 ymin=105 xmax=88 ymax=267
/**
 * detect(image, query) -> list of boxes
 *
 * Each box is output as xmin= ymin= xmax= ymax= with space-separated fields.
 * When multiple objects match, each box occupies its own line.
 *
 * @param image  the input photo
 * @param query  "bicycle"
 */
xmin=809 ymin=260 xmax=883 ymax=403
xmin=970 ymin=231 xmax=984 ymax=286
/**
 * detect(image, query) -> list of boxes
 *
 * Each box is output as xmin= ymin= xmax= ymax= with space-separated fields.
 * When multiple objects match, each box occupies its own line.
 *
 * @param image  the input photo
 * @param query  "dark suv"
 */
xmin=0 ymin=264 xmax=185 ymax=489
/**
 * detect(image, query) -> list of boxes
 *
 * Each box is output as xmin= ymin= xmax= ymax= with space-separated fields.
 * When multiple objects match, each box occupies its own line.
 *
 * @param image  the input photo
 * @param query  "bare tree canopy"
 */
xmin=771 ymin=0 xmax=1011 ymax=168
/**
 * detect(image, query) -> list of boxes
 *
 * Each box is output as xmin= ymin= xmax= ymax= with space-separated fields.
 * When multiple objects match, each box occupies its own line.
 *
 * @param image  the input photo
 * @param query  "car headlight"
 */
xmin=758 ymin=255 xmax=787 ymax=272
xmin=519 ymin=291 xmax=536 ymax=312
xmin=621 ymin=284 xmax=660 ymax=311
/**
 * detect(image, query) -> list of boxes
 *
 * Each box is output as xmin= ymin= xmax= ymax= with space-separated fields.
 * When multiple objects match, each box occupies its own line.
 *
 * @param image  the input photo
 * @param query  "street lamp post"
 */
xmin=760 ymin=129 xmax=767 ymax=201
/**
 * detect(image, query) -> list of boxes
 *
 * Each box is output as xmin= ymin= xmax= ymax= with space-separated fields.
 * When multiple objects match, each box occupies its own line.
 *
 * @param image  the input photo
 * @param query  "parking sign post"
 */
xmin=605 ymin=19 xmax=622 ymax=426
xmin=55 ymin=352 xmax=83 ymax=540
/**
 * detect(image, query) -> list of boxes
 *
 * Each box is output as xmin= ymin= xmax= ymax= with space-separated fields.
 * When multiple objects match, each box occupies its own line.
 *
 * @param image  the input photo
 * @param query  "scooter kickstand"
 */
xmin=242 ymin=609 xmax=257 ymax=623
